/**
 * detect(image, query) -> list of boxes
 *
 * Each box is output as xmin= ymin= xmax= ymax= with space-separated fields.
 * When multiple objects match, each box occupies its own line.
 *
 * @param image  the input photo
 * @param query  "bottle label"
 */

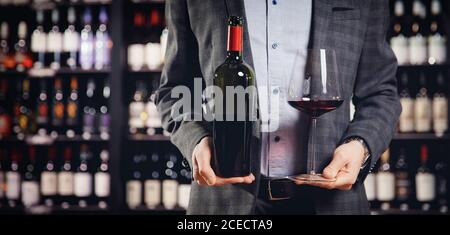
xmin=58 ymin=172 xmax=74 ymax=196
xmin=433 ymin=97 xmax=448 ymax=135
xmin=390 ymin=35 xmax=409 ymax=65
xmin=177 ymin=184 xmax=191 ymax=209
xmin=66 ymin=101 xmax=78 ymax=123
xmin=144 ymin=179 xmax=161 ymax=208
xmin=41 ymin=171 xmax=58 ymax=196
xmin=395 ymin=171 xmax=410 ymax=201
xmin=399 ymin=98 xmax=414 ymax=132
xmin=94 ymin=172 xmax=110 ymax=197
xmin=31 ymin=32 xmax=47 ymax=53
xmin=364 ymin=173 xmax=376 ymax=201
xmin=129 ymin=102 xmax=146 ymax=128
xmin=126 ymin=180 xmax=142 ymax=208
xmin=47 ymin=31 xmax=63 ymax=52
xmin=414 ymin=97 xmax=432 ymax=132
xmin=428 ymin=35 xmax=447 ymax=64
xmin=409 ymin=35 xmax=428 ymax=65
xmin=21 ymin=181 xmax=40 ymax=207
xmin=74 ymin=172 xmax=92 ymax=197
xmin=376 ymin=172 xmax=395 ymax=201
xmin=416 ymin=172 xmax=436 ymax=202
xmin=144 ymin=43 xmax=162 ymax=70
xmin=162 ymin=180 xmax=178 ymax=209
xmin=146 ymin=102 xmax=162 ymax=128
xmin=227 ymin=25 xmax=243 ymax=52
xmin=63 ymin=31 xmax=80 ymax=52
xmin=6 ymin=172 xmax=21 ymax=199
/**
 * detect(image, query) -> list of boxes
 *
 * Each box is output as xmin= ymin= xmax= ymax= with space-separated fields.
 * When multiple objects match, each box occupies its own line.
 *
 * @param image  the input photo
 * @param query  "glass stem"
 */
xmin=310 ymin=117 xmax=317 ymax=175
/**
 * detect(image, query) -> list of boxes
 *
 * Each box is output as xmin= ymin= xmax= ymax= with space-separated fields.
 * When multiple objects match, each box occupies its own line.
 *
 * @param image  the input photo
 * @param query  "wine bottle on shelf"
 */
xmin=63 ymin=7 xmax=80 ymax=69
xmin=47 ymin=9 xmax=63 ymax=70
xmin=129 ymin=81 xmax=148 ymax=135
xmin=435 ymin=159 xmax=448 ymax=214
xmin=409 ymin=0 xmax=428 ymax=65
xmin=376 ymin=150 xmax=395 ymax=211
xmin=212 ymin=16 xmax=255 ymax=177
xmin=127 ymin=153 xmax=144 ymax=209
xmin=58 ymin=147 xmax=74 ymax=208
xmin=83 ymin=79 xmax=97 ymax=139
xmin=74 ymin=144 xmax=93 ymax=207
xmin=148 ymin=8 xmax=163 ymax=28
xmin=0 ymin=79 xmax=12 ymax=138
xmin=0 ymin=22 xmax=16 ymax=71
xmin=36 ymin=80 xmax=49 ymax=136
xmin=51 ymin=78 xmax=65 ymax=137
xmin=178 ymin=163 xmax=192 ymax=210
xmin=432 ymin=73 xmax=448 ymax=137
xmin=144 ymin=152 xmax=161 ymax=209
xmin=428 ymin=0 xmax=447 ymax=65
xmin=94 ymin=149 xmax=110 ymax=208
xmin=398 ymin=73 xmax=414 ymax=133
xmin=414 ymin=73 xmax=432 ymax=133
xmin=394 ymin=148 xmax=411 ymax=211
xmin=98 ymin=79 xmax=110 ymax=139
xmin=31 ymin=10 xmax=47 ymax=69
xmin=145 ymin=93 xmax=162 ymax=135
xmin=94 ymin=7 xmax=111 ymax=70
xmin=162 ymin=153 xmax=178 ymax=210
xmin=14 ymin=79 xmax=33 ymax=138
xmin=41 ymin=147 xmax=58 ymax=207
xmin=66 ymin=77 xmax=80 ymax=138
xmin=364 ymin=171 xmax=376 ymax=204
xmin=6 ymin=148 xmax=21 ymax=207
xmin=390 ymin=0 xmax=409 ymax=65
xmin=415 ymin=145 xmax=436 ymax=211
xmin=79 ymin=7 xmax=94 ymax=70
xmin=14 ymin=22 xmax=33 ymax=71
xmin=21 ymin=146 xmax=40 ymax=207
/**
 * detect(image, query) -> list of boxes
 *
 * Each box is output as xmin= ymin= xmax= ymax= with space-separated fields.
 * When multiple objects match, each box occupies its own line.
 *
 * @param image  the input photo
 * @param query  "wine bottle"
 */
xmin=66 ymin=77 xmax=79 ymax=137
xmin=435 ymin=159 xmax=448 ymax=214
xmin=94 ymin=149 xmax=110 ymax=208
xmin=144 ymin=152 xmax=161 ymax=209
xmin=63 ymin=7 xmax=80 ymax=69
xmin=74 ymin=144 xmax=93 ymax=207
xmin=212 ymin=16 xmax=255 ymax=177
xmin=409 ymin=0 xmax=428 ymax=65
xmin=432 ymin=73 xmax=448 ymax=136
xmin=94 ymin=7 xmax=111 ymax=70
xmin=390 ymin=0 xmax=409 ymax=65
xmin=126 ymin=153 xmax=144 ymax=209
xmin=162 ymin=153 xmax=178 ymax=210
xmin=51 ymin=78 xmax=65 ymax=137
xmin=394 ymin=148 xmax=411 ymax=211
xmin=364 ymin=171 xmax=377 ymax=205
xmin=0 ymin=79 xmax=12 ymax=138
xmin=376 ymin=150 xmax=395 ymax=211
xmin=98 ymin=79 xmax=110 ymax=139
xmin=398 ymin=73 xmax=414 ymax=133
xmin=47 ymin=9 xmax=63 ymax=70
xmin=0 ymin=22 xmax=16 ymax=71
xmin=36 ymin=80 xmax=49 ymax=136
xmin=145 ymin=93 xmax=162 ymax=135
xmin=82 ymin=79 xmax=97 ymax=138
xmin=6 ymin=148 xmax=21 ymax=207
xmin=414 ymin=73 xmax=432 ymax=133
xmin=15 ymin=79 xmax=33 ymax=137
xmin=31 ymin=10 xmax=47 ymax=69
xmin=178 ymin=161 xmax=192 ymax=210
xmin=129 ymin=81 xmax=148 ymax=135
xmin=79 ymin=7 xmax=94 ymax=70
xmin=415 ymin=145 xmax=436 ymax=211
xmin=58 ymin=147 xmax=74 ymax=208
xmin=21 ymin=146 xmax=40 ymax=207
xmin=41 ymin=147 xmax=58 ymax=207
xmin=428 ymin=0 xmax=447 ymax=65
xmin=14 ymin=22 xmax=33 ymax=71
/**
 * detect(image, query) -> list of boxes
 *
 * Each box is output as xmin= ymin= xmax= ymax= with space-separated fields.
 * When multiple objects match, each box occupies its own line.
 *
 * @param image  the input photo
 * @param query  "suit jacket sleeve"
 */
xmin=342 ymin=0 xmax=402 ymax=172
xmin=155 ymin=0 xmax=211 ymax=168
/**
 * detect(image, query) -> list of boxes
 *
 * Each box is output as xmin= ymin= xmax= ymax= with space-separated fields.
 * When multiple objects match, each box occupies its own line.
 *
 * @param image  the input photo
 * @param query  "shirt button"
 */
xmin=274 ymin=136 xmax=281 ymax=142
xmin=272 ymin=0 xmax=277 ymax=5
xmin=272 ymin=88 xmax=279 ymax=95
xmin=271 ymin=43 xmax=278 ymax=49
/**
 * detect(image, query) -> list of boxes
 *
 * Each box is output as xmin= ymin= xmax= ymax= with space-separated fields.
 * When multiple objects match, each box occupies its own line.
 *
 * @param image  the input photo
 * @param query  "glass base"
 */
xmin=288 ymin=173 xmax=336 ymax=183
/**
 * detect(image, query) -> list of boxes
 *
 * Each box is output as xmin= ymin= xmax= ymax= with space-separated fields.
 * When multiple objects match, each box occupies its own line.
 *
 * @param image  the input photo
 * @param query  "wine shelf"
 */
xmin=392 ymin=133 xmax=450 ymax=140
xmin=127 ymin=205 xmax=186 ymax=215
xmin=0 ymin=68 xmax=111 ymax=77
xmin=126 ymin=69 xmax=163 ymax=74
xmin=0 ymin=205 xmax=110 ymax=215
xmin=0 ymin=134 xmax=109 ymax=145
xmin=128 ymin=134 xmax=170 ymax=141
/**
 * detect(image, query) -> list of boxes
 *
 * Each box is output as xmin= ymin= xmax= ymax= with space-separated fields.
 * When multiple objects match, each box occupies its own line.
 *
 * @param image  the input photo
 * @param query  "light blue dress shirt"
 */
xmin=244 ymin=0 xmax=313 ymax=177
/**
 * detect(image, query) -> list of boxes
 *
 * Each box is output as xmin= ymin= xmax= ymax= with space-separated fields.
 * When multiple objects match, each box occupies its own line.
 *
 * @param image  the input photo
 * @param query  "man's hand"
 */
xmin=192 ymin=137 xmax=255 ymax=186
xmin=300 ymin=141 xmax=366 ymax=190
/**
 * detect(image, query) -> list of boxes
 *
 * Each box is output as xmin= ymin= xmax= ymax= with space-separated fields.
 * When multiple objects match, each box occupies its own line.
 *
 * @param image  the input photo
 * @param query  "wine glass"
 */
xmin=287 ymin=49 xmax=343 ymax=182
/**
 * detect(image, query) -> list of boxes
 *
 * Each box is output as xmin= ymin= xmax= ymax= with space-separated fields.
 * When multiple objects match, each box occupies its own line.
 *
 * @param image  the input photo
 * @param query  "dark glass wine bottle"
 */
xmin=66 ymin=77 xmax=79 ymax=137
xmin=21 ymin=146 xmax=40 ymax=207
xmin=36 ymin=80 xmax=49 ymax=136
xmin=212 ymin=16 xmax=255 ymax=177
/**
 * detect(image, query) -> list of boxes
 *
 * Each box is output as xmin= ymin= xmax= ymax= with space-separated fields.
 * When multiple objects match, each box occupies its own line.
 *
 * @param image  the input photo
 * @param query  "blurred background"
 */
xmin=0 ymin=0 xmax=448 ymax=215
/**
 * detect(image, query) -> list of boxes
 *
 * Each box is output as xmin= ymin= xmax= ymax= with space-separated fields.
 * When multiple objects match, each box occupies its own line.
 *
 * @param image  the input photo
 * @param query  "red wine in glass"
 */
xmin=288 ymin=99 xmax=344 ymax=117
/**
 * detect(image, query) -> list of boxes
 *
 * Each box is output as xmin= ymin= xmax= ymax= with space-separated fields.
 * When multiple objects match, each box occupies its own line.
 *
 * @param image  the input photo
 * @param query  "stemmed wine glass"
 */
xmin=287 ymin=49 xmax=343 ymax=182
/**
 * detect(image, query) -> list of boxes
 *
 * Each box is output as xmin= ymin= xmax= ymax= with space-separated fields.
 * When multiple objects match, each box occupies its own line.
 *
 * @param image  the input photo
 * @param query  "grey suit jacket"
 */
xmin=156 ymin=0 xmax=401 ymax=215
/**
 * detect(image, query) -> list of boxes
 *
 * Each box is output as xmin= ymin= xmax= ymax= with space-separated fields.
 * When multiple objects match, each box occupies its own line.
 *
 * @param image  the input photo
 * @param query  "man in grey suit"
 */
xmin=156 ymin=0 xmax=401 ymax=215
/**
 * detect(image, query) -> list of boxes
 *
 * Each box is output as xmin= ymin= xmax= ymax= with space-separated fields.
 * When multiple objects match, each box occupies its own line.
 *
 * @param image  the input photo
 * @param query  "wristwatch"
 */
xmin=344 ymin=137 xmax=371 ymax=169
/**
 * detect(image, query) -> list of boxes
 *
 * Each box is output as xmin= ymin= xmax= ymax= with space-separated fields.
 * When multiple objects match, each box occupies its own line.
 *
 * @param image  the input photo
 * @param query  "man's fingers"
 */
xmin=196 ymin=149 xmax=217 ymax=186
xmin=323 ymin=153 xmax=348 ymax=179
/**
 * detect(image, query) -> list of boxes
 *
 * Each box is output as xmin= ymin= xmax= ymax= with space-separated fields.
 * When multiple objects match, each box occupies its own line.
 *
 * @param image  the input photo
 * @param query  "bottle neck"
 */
xmin=226 ymin=25 xmax=243 ymax=61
